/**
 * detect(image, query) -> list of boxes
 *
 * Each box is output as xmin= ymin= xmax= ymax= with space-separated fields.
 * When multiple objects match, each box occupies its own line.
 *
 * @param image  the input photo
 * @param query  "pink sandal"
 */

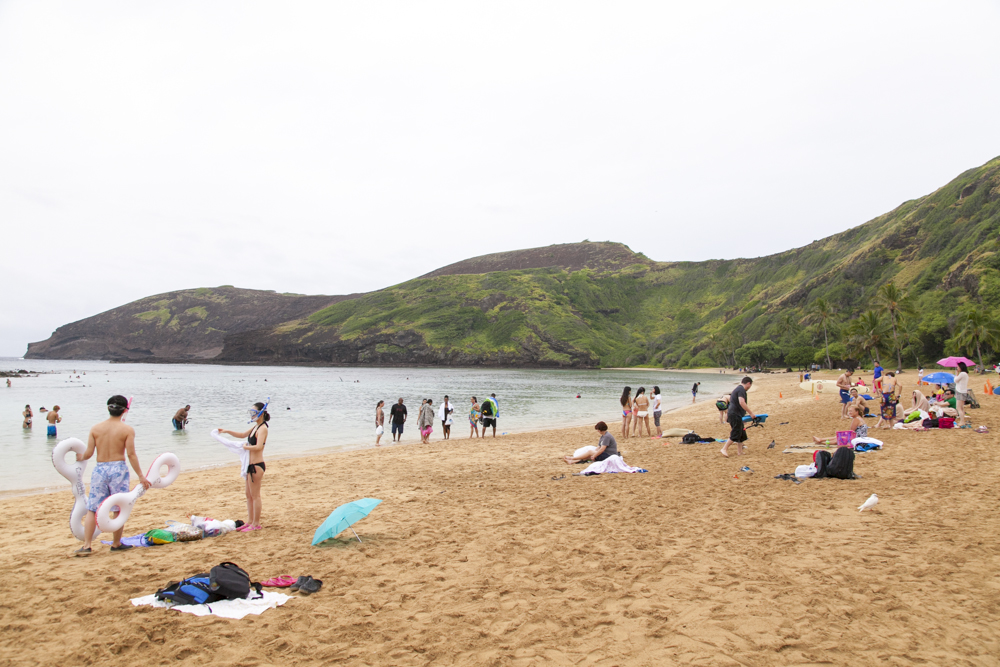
xmin=262 ymin=575 xmax=297 ymax=587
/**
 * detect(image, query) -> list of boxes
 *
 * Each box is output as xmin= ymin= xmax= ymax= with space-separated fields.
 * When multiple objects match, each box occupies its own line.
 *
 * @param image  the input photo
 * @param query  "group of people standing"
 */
xmin=619 ymin=386 xmax=664 ymax=438
xmin=374 ymin=394 xmax=500 ymax=446
xmin=21 ymin=404 xmax=61 ymax=435
xmin=72 ymin=395 xmax=269 ymax=555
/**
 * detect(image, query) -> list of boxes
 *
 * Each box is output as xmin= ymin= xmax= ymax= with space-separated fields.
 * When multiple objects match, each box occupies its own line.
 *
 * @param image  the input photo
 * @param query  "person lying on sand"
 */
xmin=563 ymin=422 xmax=617 ymax=464
xmin=813 ymin=404 xmax=867 ymax=445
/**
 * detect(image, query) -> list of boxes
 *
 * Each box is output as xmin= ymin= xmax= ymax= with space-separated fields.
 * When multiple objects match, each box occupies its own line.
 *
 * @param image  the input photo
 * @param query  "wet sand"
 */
xmin=1 ymin=371 xmax=997 ymax=665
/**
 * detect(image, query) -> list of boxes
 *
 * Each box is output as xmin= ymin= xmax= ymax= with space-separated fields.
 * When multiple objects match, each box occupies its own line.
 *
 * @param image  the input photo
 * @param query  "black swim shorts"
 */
xmin=727 ymin=413 xmax=747 ymax=443
xmin=482 ymin=418 xmax=496 ymax=428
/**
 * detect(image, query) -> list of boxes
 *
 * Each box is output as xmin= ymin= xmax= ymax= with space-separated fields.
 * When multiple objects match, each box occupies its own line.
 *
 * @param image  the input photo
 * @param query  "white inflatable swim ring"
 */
xmin=51 ymin=438 xmax=101 ymax=541
xmin=573 ymin=445 xmax=598 ymax=458
xmin=96 ymin=453 xmax=180 ymax=534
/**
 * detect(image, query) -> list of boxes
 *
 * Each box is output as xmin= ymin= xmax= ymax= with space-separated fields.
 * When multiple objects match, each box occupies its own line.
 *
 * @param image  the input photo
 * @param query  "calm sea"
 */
xmin=1 ymin=359 xmax=737 ymax=493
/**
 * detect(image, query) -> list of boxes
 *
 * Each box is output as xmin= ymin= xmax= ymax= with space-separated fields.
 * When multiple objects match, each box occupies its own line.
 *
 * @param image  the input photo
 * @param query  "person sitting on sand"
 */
xmin=720 ymin=377 xmax=755 ymax=458
xmin=849 ymin=388 xmax=870 ymax=415
xmin=632 ymin=387 xmax=651 ymax=438
xmin=75 ymin=396 xmax=152 ymax=555
xmin=903 ymin=390 xmax=930 ymax=417
xmin=813 ymin=404 xmax=867 ymax=445
xmin=715 ymin=395 xmax=730 ymax=424
xmin=563 ymin=421 xmax=618 ymax=464
xmin=837 ymin=369 xmax=854 ymax=419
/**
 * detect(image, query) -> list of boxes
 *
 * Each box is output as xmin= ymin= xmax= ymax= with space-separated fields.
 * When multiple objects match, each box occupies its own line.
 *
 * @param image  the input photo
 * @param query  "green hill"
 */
xmin=28 ymin=156 xmax=1000 ymax=368
xmin=216 ymin=156 xmax=1000 ymax=368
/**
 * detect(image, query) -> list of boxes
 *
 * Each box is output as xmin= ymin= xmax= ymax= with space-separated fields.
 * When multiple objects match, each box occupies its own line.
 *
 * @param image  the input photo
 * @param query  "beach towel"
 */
xmin=101 ymin=534 xmax=153 ymax=548
xmin=211 ymin=429 xmax=250 ymax=478
xmin=662 ymin=428 xmax=693 ymax=437
xmin=131 ymin=590 xmax=290 ymax=619
xmin=579 ymin=455 xmax=647 ymax=475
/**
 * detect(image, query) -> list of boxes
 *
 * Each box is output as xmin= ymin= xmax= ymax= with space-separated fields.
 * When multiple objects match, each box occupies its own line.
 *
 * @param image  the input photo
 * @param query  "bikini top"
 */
xmin=249 ymin=424 xmax=267 ymax=446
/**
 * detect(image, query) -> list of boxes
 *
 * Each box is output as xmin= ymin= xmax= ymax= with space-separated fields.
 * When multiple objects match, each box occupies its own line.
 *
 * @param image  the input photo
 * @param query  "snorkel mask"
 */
xmin=248 ymin=397 xmax=270 ymax=424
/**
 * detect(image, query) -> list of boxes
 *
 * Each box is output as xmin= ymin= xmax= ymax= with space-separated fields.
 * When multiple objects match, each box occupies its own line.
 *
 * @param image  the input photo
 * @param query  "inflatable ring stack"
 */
xmin=96 ymin=453 xmax=180 ymax=534
xmin=51 ymin=438 xmax=101 ymax=542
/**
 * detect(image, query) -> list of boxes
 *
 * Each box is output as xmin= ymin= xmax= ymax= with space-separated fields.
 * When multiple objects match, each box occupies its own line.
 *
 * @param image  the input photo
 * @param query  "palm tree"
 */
xmin=875 ymin=282 xmax=913 ymax=372
xmin=808 ymin=298 xmax=835 ymax=369
xmin=954 ymin=307 xmax=1000 ymax=369
xmin=898 ymin=317 xmax=922 ymax=370
xmin=845 ymin=310 xmax=890 ymax=366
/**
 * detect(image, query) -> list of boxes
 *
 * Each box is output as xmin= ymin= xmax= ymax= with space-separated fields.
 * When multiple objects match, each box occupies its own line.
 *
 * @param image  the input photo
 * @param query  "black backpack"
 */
xmin=824 ymin=447 xmax=856 ymax=480
xmin=210 ymin=562 xmax=261 ymax=600
xmin=813 ymin=450 xmax=832 ymax=478
xmin=155 ymin=562 xmax=260 ymax=606
xmin=681 ymin=433 xmax=700 ymax=444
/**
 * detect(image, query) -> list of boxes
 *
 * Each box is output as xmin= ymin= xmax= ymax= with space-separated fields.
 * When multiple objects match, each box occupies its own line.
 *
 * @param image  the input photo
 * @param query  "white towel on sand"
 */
xmin=131 ymin=591 xmax=290 ymax=619
xmin=579 ymin=455 xmax=646 ymax=475
xmin=211 ymin=429 xmax=250 ymax=478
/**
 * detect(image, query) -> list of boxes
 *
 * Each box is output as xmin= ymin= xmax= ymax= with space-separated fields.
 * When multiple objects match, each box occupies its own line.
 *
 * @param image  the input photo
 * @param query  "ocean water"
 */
xmin=0 ymin=359 xmax=738 ymax=493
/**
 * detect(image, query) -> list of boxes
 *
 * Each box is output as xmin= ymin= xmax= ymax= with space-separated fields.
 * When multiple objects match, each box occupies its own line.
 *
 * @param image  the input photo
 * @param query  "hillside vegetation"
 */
xmin=27 ymin=156 xmax=1000 ymax=368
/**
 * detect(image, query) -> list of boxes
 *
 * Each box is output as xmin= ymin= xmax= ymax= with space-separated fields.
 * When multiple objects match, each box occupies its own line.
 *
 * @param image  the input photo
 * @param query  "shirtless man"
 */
xmin=75 ymin=395 xmax=151 ymax=556
xmin=46 ymin=405 xmax=62 ymax=437
xmin=172 ymin=405 xmax=191 ymax=430
xmin=836 ymin=369 xmax=854 ymax=419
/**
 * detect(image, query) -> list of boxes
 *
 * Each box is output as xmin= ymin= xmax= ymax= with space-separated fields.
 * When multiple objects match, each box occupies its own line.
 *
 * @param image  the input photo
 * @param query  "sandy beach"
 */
xmin=2 ymin=370 xmax=998 ymax=666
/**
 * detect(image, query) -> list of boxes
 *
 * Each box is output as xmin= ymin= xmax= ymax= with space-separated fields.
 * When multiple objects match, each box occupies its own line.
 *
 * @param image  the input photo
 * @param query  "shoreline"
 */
xmin=5 ymin=392 xmax=723 ymax=498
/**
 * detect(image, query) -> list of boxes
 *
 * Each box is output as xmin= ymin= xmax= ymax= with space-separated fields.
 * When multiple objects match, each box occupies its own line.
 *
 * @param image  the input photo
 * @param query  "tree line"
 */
xmin=706 ymin=282 xmax=1000 ymax=371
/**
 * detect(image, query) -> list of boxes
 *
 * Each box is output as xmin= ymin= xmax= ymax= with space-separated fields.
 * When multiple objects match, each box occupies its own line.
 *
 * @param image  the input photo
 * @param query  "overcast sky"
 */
xmin=2 ymin=1 xmax=999 ymax=356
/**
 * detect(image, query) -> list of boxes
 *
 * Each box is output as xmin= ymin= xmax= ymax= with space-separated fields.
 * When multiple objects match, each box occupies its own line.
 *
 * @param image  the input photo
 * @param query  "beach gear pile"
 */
xmin=790 ymin=447 xmax=858 ymax=480
xmin=132 ymin=561 xmax=292 ymax=619
xmin=101 ymin=516 xmax=242 ymax=548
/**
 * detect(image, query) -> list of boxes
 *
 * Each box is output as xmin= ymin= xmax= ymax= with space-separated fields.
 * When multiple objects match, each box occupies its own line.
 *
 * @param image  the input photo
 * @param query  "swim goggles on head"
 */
xmin=248 ymin=397 xmax=270 ymax=423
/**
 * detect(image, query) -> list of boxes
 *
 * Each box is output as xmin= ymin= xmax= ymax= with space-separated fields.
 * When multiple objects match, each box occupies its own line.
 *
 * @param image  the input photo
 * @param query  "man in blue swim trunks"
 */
xmin=46 ymin=405 xmax=62 ymax=437
xmin=75 ymin=395 xmax=151 ymax=556
xmin=837 ymin=369 xmax=854 ymax=419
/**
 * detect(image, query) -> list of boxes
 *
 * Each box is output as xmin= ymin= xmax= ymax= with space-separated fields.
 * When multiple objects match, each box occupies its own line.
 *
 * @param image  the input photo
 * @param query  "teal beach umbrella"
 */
xmin=312 ymin=498 xmax=382 ymax=545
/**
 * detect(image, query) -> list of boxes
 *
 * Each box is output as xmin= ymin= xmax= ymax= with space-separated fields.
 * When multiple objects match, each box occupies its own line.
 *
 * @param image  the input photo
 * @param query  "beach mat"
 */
xmin=662 ymin=428 xmax=694 ymax=437
xmin=782 ymin=443 xmax=833 ymax=454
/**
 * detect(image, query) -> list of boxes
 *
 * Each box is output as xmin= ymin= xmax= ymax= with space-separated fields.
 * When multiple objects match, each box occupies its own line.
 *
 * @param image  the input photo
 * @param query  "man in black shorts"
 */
xmin=389 ymin=398 xmax=407 ymax=442
xmin=480 ymin=397 xmax=496 ymax=437
xmin=720 ymin=377 xmax=756 ymax=457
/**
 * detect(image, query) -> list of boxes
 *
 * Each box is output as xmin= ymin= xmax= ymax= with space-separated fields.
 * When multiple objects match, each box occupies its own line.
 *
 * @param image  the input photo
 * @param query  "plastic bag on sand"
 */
xmin=191 ymin=515 xmax=238 ymax=537
xmin=795 ymin=464 xmax=816 ymax=478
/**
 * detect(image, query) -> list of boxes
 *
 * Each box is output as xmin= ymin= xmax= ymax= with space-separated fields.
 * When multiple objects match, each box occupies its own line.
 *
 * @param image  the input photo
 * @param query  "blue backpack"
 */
xmin=155 ymin=574 xmax=220 ymax=606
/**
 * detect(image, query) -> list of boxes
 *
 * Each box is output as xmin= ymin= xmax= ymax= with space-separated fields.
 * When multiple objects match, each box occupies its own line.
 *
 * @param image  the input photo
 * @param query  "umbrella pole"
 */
xmin=350 ymin=527 xmax=362 ymax=543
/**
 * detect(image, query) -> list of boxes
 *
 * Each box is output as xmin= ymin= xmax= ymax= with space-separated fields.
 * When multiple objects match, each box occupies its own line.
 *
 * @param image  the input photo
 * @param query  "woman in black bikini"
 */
xmin=218 ymin=402 xmax=269 ymax=531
